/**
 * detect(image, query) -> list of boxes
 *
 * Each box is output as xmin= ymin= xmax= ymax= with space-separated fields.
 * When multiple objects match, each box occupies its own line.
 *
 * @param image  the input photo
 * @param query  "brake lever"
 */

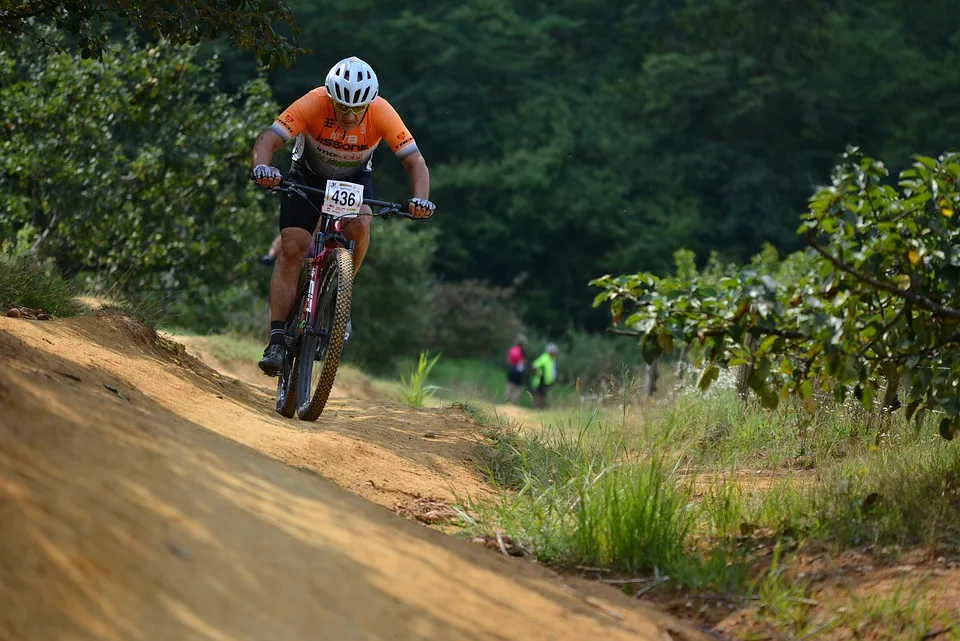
xmin=287 ymin=185 xmax=309 ymax=200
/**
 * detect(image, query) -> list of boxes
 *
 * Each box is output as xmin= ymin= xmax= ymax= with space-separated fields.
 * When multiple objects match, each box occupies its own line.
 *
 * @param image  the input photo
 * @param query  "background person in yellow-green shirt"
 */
xmin=530 ymin=343 xmax=560 ymax=409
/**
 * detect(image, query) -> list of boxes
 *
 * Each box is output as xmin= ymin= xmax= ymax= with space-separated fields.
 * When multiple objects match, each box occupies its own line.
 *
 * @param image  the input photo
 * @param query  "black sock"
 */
xmin=269 ymin=320 xmax=285 ymax=346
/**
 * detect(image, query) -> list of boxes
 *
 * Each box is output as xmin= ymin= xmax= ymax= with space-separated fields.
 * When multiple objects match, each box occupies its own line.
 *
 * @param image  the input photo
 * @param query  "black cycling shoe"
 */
xmin=258 ymin=343 xmax=285 ymax=376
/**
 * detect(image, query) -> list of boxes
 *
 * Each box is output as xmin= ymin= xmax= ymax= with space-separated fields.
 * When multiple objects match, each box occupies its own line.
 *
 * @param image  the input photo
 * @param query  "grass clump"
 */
xmin=400 ymin=351 xmax=442 ymax=407
xmin=567 ymin=460 xmax=694 ymax=573
xmin=0 ymin=250 xmax=82 ymax=317
xmin=468 ymin=416 xmax=744 ymax=591
xmin=837 ymin=580 xmax=940 ymax=640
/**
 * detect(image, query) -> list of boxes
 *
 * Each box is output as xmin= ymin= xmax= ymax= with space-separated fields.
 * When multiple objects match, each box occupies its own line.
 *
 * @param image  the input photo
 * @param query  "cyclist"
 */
xmin=251 ymin=56 xmax=435 ymax=376
xmin=504 ymin=334 xmax=528 ymax=403
xmin=530 ymin=342 xmax=560 ymax=409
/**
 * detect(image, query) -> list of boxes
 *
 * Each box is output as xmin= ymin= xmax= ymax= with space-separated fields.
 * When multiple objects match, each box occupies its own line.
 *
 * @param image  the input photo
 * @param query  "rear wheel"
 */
xmin=275 ymin=360 xmax=299 ymax=417
xmin=296 ymin=247 xmax=354 ymax=421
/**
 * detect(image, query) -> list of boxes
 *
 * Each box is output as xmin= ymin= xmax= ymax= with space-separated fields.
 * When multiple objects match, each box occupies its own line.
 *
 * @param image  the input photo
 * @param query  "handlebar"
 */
xmin=271 ymin=179 xmax=416 ymax=219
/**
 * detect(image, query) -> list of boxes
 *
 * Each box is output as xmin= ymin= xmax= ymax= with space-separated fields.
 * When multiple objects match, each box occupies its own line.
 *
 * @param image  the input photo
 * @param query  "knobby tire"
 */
xmin=296 ymin=247 xmax=353 ymax=421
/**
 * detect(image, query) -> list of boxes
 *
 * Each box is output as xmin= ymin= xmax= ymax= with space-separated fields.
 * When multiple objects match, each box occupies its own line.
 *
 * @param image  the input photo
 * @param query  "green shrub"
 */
xmin=426 ymin=279 xmax=522 ymax=359
xmin=161 ymin=279 xmax=270 ymax=339
xmin=0 ymin=33 xmax=279 ymax=304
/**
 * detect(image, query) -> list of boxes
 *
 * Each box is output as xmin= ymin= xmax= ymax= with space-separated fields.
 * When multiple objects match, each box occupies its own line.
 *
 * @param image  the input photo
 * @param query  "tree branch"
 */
xmin=606 ymin=323 xmax=806 ymax=341
xmin=755 ymin=325 xmax=807 ymax=340
xmin=805 ymin=229 xmax=960 ymax=319
xmin=606 ymin=328 xmax=640 ymax=337
xmin=858 ymin=301 xmax=908 ymax=358
xmin=898 ymin=328 xmax=960 ymax=360
xmin=0 ymin=3 xmax=60 ymax=24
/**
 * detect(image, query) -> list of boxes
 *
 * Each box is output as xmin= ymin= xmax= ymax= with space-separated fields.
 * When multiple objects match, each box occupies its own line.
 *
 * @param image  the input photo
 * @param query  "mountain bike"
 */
xmin=267 ymin=178 xmax=416 ymax=421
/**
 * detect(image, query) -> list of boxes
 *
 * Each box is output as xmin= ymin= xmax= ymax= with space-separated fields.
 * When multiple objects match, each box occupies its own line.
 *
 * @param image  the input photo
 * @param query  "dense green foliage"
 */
xmin=203 ymin=0 xmax=960 ymax=332
xmin=0 ymin=32 xmax=278 ymax=308
xmin=344 ymin=218 xmax=437 ymax=370
xmin=0 ymin=0 xmax=304 ymax=65
xmin=593 ymin=149 xmax=960 ymax=437
xmin=425 ymin=279 xmax=522 ymax=359
xmin=6 ymin=0 xmax=960 ymax=375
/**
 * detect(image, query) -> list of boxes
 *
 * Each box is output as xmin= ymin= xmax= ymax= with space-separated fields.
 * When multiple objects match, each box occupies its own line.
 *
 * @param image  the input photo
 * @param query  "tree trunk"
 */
xmin=735 ymin=335 xmax=758 ymax=401
xmin=874 ymin=361 xmax=903 ymax=445
xmin=645 ymin=357 xmax=660 ymax=398
xmin=881 ymin=362 xmax=902 ymax=412
xmin=673 ymin=344 xmax=690 ymax=397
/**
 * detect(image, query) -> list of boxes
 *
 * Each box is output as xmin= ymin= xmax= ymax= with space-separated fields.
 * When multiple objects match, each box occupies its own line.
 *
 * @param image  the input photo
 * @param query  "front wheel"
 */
xmin=296 ymin=247 xmax=354 ymax=421
xmin=275 ymin=269 xmax=310 ymax=417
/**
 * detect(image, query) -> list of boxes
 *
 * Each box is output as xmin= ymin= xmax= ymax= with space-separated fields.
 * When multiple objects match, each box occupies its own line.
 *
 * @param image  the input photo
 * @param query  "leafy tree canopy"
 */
xmin=0 ymin=0 xmax=306 ymax=66
xmin=227 ymin=0 xmax=960 ymax=332
xmin=0 ymin=29 xmax=279 ymax=300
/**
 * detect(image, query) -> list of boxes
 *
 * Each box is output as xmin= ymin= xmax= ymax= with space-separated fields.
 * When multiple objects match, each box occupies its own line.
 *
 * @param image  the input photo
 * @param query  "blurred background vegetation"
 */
xmin=2 ymin=0 xmax=959 ymax=391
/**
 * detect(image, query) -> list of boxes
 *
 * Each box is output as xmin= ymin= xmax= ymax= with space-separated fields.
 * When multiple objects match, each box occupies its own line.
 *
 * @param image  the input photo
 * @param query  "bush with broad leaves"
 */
xmin=592 ymin=147 xmax=960 ymax=439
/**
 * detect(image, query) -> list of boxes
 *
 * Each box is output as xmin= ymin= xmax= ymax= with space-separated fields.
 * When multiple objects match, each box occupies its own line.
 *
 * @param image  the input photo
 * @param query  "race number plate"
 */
xmin=322 ymin=180 xmax=364 ymax=217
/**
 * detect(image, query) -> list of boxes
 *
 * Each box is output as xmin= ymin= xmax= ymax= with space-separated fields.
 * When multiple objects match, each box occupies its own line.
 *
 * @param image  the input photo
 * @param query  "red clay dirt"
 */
xmin=0 ymin=313 xmax=707 ymax=641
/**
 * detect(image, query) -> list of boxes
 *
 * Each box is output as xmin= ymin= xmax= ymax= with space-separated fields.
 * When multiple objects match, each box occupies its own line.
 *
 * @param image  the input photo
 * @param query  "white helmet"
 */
xmin=325 ymin=56 xmax=379 ymax=107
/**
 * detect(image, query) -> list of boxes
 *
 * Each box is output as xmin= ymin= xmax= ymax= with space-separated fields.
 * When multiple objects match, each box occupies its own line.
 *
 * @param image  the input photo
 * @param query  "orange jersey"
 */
xmin=269 ymin=87 xmax=418 ymax=179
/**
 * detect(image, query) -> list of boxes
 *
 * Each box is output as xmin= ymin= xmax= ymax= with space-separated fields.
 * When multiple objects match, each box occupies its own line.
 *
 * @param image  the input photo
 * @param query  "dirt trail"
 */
xmin=0 ymin=314 xmax=705 ymax=641
xmin=168 ymin=335 xmax=391 ymax=402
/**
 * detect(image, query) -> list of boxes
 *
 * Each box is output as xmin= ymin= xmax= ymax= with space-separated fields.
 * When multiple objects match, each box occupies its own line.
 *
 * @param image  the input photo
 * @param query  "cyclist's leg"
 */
xmin=534 ymin=382 xmax=548 ymax=409
xmin=261 ymin=225 xmax=311 ymax=374
xmin=265 ymin=172 xmax=321 ymax=337
xmin=269 ymin=227 xmax=311 ymax=324
xmin=342 ymin=170 xmax=374 ymax=275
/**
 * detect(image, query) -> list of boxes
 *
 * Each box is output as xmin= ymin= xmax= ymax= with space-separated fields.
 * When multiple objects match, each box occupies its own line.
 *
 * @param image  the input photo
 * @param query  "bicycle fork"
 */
xmin=298 ymin=238 xmax=354 ymax=338
xmin=300 ymin=263 xmax=320 ymax=334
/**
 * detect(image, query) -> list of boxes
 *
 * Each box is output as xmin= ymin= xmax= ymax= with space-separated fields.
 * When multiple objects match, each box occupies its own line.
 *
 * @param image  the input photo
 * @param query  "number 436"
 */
xmin=332 ymin=190 xmax=358 ymax=207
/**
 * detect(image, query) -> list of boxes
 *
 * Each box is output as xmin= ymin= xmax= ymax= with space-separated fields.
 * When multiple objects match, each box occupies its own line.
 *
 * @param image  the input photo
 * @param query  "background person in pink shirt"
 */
xmin=504 ymin=334 xmax=528 ymax=403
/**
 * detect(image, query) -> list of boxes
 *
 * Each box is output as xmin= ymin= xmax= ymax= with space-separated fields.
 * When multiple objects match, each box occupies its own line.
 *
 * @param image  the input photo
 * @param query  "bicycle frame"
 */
xmin=271 ymin=179 xmax=410 ymax=343
xmin=300 ymin=214 xmax=351 ymax=342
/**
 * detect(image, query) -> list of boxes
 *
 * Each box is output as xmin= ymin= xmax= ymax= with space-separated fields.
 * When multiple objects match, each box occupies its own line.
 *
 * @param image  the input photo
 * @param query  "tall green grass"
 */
xmin=462 ymin=376 xmax=960 ymax=598
xmin=466 ymin=416 xmax=745 ymax=590
xmin=0 ymin=251 xmax=82 ymax=317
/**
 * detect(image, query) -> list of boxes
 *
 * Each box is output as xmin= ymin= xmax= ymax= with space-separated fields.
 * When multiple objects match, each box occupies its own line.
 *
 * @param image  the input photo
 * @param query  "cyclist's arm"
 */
xmin=401 ymin=151 xmax=430 ymax=201
xmin=252 ymin=129 xmax=285 ymax=167
xmin=372 ymin=98 xmax=432 ymax=208
xmin=252 ymin=89 xmax=321 ymax=167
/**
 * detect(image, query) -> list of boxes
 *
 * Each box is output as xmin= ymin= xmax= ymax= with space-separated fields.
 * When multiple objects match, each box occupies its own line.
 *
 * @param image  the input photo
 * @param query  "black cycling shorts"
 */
xmin=278 ymin=166 xmax=374 ymax=233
